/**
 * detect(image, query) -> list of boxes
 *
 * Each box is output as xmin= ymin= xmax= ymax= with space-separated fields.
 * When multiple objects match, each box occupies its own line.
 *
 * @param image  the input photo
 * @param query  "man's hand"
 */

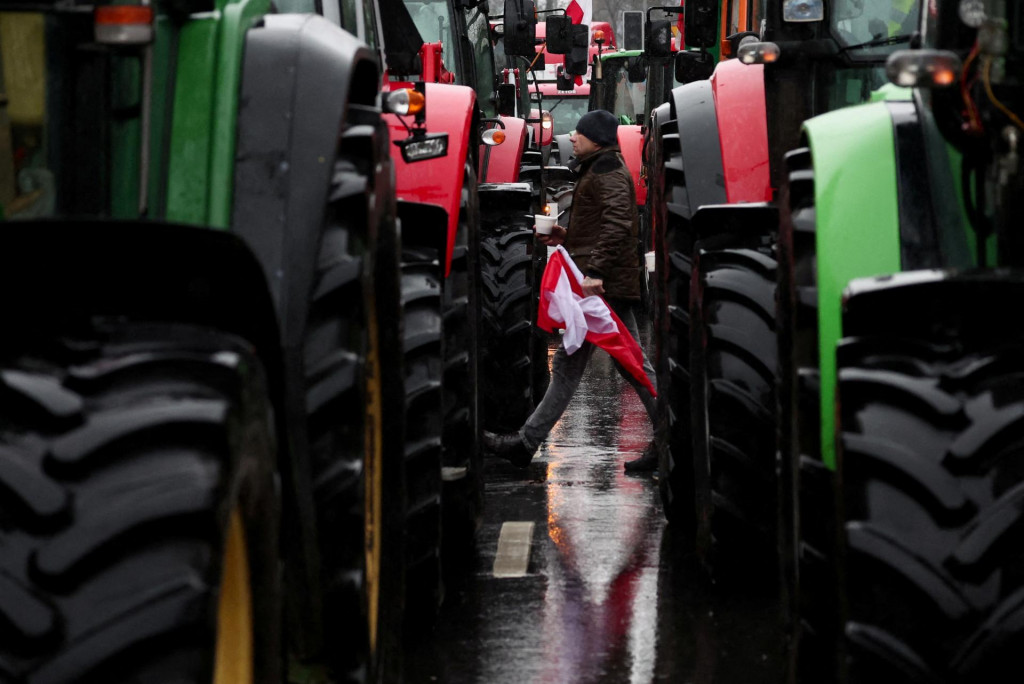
xmin=582 ymin=276 xmax=605 ymax=297
xmin=536 ymin=224 xmax=567 ymax=246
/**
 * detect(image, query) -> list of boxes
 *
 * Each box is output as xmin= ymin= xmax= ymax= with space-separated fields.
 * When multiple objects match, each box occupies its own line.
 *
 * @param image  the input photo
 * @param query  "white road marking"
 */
xmin=492 ymin=521 xmax=535 ymax=578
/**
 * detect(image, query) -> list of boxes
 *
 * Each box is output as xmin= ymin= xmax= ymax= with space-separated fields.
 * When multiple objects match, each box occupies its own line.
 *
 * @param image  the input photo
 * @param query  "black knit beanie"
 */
xmin=575 ymin=110 xmax=619 ymax=147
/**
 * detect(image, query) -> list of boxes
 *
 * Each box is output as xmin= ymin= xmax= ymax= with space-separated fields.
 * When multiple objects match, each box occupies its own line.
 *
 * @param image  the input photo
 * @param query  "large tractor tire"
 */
xmin=0 ymin=322 xmax=280 ymax=684
xmin=398 ymin=247 xmax=445 ymax=621
xmin=305 ymin=154 xmax=404 ymax=683
xmin=776 ymin=146 xmax=839 ymax=682
xmin=836 ymin=338 xmax=1024 ymax=683
xmin=649 ymin=106 xmax=696 ymax=535
xmin=440 ymin=162 xmax=484 ymax=569
xmin=690 ymin=244 xmax=778 ymax=581
xmin=479 ymin=205 xmax=537 ymax=433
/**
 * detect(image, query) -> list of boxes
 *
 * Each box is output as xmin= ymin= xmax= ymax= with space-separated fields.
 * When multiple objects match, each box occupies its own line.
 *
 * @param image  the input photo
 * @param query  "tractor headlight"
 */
xmin=395 ymin=133 xmax=449 ymax=163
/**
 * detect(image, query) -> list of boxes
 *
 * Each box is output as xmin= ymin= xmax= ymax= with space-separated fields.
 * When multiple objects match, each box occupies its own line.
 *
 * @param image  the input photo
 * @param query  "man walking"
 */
xmin=482 ymin=110 xmax=658 ymax=473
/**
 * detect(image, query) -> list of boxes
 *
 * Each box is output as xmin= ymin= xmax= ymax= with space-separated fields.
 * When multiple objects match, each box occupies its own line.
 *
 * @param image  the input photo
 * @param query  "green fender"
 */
xmin=804 ymin=99 xmax=904 ymax=469
xmin=165 ymin=0 xmax=271 ymax=228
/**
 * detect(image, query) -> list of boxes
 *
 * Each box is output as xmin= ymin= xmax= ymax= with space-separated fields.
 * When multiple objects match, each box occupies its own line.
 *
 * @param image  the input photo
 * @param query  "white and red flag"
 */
xmin=565 ymin=0 xmax=592 ymax=26
xmin=537 ymin=246 xmax=657 ymax=396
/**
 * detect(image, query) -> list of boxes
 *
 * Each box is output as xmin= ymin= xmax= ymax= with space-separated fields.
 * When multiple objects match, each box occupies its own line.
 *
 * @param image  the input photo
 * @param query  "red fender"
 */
xmin=616 ymin=125 xmax=646 ymax=206
xmin=384 ymin=82 xmax=475 ymax=277
xmin=479 ymin=116 xmax=526 ymax=183
xmin=710 ymin=60 xmax=771 ymax=203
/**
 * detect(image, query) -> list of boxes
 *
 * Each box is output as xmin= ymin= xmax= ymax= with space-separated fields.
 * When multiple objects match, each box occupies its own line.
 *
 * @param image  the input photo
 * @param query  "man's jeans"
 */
xmin=520 ymin=298 xmax=657 ymax=451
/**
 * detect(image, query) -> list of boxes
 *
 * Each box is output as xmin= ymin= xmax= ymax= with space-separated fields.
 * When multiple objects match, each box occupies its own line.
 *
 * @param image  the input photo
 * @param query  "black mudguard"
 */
xmin=231 ymin=14 xmax=383 ymax=653
xmin=692 ymin=202 xmax=778 ymax=247
xmin=842 ymin=269 xmax=1024 ymax=345
xmin=477 ymin=181 xmax=533 ymax=222
xmin=233 ymin=12 xmax=380 ymax=330
xmin=0 ymin=221 xmax=284 ymax=397
xmin=669 ymin=79 xmax=728 ymax=212
xmin=397 ymin=200 xmax=448 ymax=259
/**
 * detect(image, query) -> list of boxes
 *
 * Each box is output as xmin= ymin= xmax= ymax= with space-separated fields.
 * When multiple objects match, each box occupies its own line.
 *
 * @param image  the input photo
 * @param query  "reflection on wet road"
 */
xmin=405 ymin=324 xmax=785 ymax=684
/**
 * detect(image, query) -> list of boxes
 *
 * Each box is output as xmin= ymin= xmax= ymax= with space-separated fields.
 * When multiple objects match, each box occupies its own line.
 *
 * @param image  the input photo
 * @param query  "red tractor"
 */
xmin=372 ymin=0 xmax=555 ymax=602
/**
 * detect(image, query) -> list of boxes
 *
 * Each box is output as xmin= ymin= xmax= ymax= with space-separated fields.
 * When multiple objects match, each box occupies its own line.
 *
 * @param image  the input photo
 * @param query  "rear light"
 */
xmin=384 ymin=88 xmax=425 ymax=116
xmin=886 ymin=50 xmax=961 ymax=88
xmin=95 ymin=4 xmax=154 ymax=45
xmin=782 ymin=0 xmax=824 ymax=22
xmin=482 ymin=129 xmax=506 ymax=146
xmin=738 ymin=41 xmax=781 ymax=65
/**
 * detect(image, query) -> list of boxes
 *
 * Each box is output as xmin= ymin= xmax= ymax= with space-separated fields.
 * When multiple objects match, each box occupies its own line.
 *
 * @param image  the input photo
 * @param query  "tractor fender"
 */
xmin=710 ymin=60 xmax=771 ymax=203
xmin=385 ymin=82 xmax=476 ymax=275
xmin=479 ymin=116 xmax=527 ymax=183
xmin=668 ymin=79 xmax=728 ymax=210
xmin=233 ymin=12 xmax=381 ymax=342
xmin=691 ymin=202 xmax=778 ymax=245
xmin=842 ymin=269 xmax=1024 ymax=348
xmin=397 ymin=199 xmax=449 ymax=259
xmin=617 ymin=124 xmax=646 ymax=206
xmin=0 ymin=221 xmax=284 ymax=400
xmin=230 ymin=13 xmax=384 ymax=651
xmin=477 ymin=182 xmax=534 ymax=226
xmin=802 ymin=101 xmax=902 ymax=468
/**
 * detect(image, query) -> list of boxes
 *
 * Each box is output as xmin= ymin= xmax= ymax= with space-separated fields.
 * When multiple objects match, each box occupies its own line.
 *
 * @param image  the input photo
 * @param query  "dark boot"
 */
xmin=624 ymin=441 xmax=658 ymax=474
xmin=482 ymin=430 xmax=534 ymax=468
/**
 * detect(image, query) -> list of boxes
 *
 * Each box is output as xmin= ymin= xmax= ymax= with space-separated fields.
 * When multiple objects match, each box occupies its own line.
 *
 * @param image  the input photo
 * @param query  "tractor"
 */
xmin=646 ymin=0 xmax=919 ymax=598
xmin=391 ymin=0 xmax=555 ymax=452
xmin=775 ymin=0 xmax=1024 ymax=680
xmin=0 ymin=0 xmax=431 ymax=681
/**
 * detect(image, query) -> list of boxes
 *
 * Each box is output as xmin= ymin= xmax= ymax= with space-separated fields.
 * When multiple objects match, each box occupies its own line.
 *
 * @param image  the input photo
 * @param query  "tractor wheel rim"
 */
xmin=214 ymin=509 xmax=253 ymax=684
xmin=365 ymin=300 xmax=383 ymax=656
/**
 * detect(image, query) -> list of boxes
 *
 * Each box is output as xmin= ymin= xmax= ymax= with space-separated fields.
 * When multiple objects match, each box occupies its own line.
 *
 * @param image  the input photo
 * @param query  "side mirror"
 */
xmin=546 ymin=15 xmax=573 ymax=54
xmin=627 ymin=55 xmax=647 ymax=83
xmin=503 ymin=0 xmax=536 ymax=57
xmin=497 ymin=83 xmax=517 ymax=116
xmin=646 ymin=19 xmax=673 ymax=59
xmin=564 ymin=23 xmax=589 ymax=76
xmin=675 ymin=50 xmax=714 ymax=83
xmin=556 ymin=65 xmax=575 ymax=90
xmin=622 ymin=11 xmax=644 ymax=51
xmin=684 ymin=0 xmax=718 ymax=49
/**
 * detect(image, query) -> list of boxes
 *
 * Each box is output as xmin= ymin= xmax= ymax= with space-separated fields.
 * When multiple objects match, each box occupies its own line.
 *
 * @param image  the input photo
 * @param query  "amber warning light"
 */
xmin=385 ymin=89 xmax=426 ymax=116
xmin=482 ymin=129 xmax=506 ymax=146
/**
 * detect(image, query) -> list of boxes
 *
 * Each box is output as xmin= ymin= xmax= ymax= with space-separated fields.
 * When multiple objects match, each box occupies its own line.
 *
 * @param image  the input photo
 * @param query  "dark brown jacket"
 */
xmin=566 ymin=145 xmax=641 ymax=301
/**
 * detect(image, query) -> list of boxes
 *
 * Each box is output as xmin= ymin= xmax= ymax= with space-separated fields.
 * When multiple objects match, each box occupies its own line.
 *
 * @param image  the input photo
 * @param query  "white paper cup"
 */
xmin=644 ymin=250 xmax=656 ymax=272
xmin=535 ymin=214 xmax=556 ymax=234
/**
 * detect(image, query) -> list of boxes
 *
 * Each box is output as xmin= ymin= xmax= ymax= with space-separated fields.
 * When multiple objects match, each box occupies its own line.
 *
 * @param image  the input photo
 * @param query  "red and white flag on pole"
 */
xmin=565 ymin=0 xmax=591 ymax=26
xmin=537 ymin=246 xmax=657 ymax=396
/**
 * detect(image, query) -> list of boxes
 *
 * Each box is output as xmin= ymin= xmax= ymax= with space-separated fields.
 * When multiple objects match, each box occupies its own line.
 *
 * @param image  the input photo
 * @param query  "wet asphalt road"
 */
xmin=404 ymin=320 xmax=786 ymax=684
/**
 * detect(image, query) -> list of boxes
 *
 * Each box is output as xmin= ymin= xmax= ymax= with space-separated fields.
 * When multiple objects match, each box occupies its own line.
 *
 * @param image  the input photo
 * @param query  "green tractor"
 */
xmin=776 ymin=0 xmax=1024 ymax=680
xmin=0 ymin=1 xmax=430 ymax=681
xmin=646 ymin=0 xmax=922 ymax=587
